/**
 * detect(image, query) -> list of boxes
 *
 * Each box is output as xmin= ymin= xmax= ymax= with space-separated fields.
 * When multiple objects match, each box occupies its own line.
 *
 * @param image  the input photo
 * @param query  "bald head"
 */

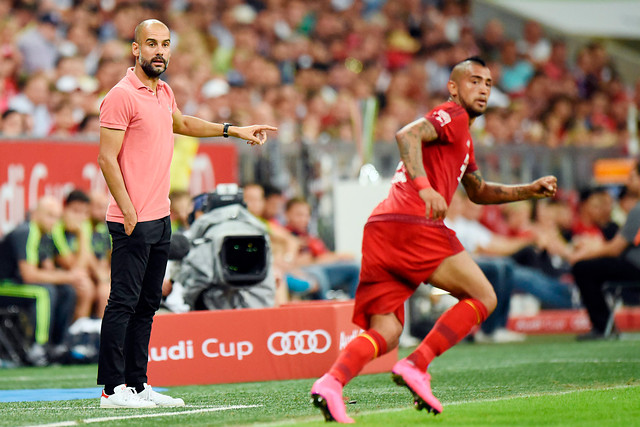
xmin=132 ymin=19 xmax=171 ymax=78
xmin=33 ymin=196 xmax=62 ymax=233
xmin=89 ymin=191 xmax=109 ymax=223
xmin=134 ymin=19 xmax=169 ymax=45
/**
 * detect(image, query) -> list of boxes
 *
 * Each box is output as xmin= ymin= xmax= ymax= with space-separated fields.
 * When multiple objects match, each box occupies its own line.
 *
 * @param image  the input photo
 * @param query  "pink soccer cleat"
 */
xmin=391 ymin=358 xmax=443 ymax=415
xmin=311 ymin=374 xmax=355 ymax=423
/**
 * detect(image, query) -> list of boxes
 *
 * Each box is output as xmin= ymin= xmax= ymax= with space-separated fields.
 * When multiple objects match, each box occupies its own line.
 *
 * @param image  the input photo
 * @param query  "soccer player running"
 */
xmin=97 ymin=19 xmax=276 ymax=408
xmin=310 ymin=57 xmax=557 ymax=423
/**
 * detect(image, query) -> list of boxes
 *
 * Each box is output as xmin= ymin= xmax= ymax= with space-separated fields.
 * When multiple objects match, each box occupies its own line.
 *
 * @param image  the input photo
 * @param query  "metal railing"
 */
xmin=238 ymin=139 xmax=627 ymax=192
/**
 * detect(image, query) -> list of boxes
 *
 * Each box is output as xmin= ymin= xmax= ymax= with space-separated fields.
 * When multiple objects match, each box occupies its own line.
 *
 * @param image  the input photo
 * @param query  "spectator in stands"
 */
xmin=8 ymin=72 xmax=52 ymax=137
xmin=477 ymin=18 xmax=505 ymax=61
xmin=285 ymin=197 xmax=360 ymax=300
xmin=570 ymin=161 xmax=640 ymax=339
xmin=611 ymin=185 xmax=640 ymax=226
xmin=0 ymin=45 xmax=20 ymax=113
xmin=572 ymin=187 xmax=619 ymax=242
xmin=17 ymin=11 xmax=62 ymax=74
xmin=498 ymin=40 xmax=534 ymax=96
xmin=169 ymin=190 xmax=193 ymax=233
xmin=52 ymin=190 xmax=106 ymax=320
xmin=77 ymin=113 xmax=100 ymax=138
xmin=516 ymin=20 xmax=551 ymax=66
xmin=48 ymin=100 xmax=78 ymax=138
xmin=0 ymin=196 xmax=85 ymax=365
xmin=263 ymin=184 xmax=287 ymax=227
xmin=543 ymin=39 xmax=570 ymax=83
xmin=0 ymin=108 xmax=28 ymax=137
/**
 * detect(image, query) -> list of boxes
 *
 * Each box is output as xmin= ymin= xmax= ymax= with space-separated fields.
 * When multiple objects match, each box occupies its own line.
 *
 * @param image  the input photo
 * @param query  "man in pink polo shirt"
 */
xmin=97 ymin=19 xmax=276 ymax=408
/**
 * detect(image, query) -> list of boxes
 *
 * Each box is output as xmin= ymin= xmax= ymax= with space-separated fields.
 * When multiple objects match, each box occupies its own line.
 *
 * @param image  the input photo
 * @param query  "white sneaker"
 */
xmin=473 ymin=330 xmax=493 ymax=344
xmin=100 ymin=384 xmax=157 ymax=408
xmin=474 ymin=328 xmax=526 ymax=344
xmin=138 ymin=383 xmax=185 ymax=407
xmin=491 ymin=328 xmax=526 ymax=343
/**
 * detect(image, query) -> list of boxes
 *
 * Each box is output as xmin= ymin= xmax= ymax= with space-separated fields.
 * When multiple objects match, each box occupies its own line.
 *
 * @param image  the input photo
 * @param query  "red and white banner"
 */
xmin=508 ymin=308 xmax=640 ymax=334
xmin=0 ymin=140 xmax=237 ymax=235
xmin=147 ymin=301 xmax=398 ymax=386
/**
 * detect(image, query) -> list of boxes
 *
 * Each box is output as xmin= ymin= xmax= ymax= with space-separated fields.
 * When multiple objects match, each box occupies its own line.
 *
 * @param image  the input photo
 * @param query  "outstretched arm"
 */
xmin=461 ymin=169 xmax=557 ymax=204
xmin=172 ymin=107 xmax=276 ymax=145
xmin=395 ymin=118 xmax=447 ymax=219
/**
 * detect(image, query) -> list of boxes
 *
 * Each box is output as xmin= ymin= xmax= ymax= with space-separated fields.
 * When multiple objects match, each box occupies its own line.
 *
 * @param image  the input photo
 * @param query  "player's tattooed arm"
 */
xmin=461 ymin=170 xmax=557 ymax=204
xmin=395 ymin=118 xmax=438 ymax=179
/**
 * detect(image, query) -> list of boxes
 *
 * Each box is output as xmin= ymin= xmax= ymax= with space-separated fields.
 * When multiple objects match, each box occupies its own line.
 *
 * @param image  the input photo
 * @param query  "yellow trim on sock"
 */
xmin=360 ymin=333 xmax=379 ymax=358
xmin=464 ymin=300 xmax=482 ymax=324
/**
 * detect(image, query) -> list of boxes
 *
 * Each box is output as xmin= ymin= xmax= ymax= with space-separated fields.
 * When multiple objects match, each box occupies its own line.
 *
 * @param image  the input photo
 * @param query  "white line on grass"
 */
xmin=252 ymin=383 xmax=640 ymax=426
xmin=24 ymin=404 xmax=263 ymax=426
xmin=6 ymin=405 xmax=219 ymax=411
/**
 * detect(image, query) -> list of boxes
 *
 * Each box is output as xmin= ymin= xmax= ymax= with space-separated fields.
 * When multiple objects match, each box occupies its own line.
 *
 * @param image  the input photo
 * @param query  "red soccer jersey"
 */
xmin=371 ymin=101 xmax=478 ymax=218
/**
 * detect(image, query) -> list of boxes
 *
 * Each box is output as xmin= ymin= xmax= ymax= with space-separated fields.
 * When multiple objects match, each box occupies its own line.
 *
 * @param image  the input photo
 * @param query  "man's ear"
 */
xmin=447 ymin=80 xmax=457 ymax=98
xmin=131 ymin=42 xmax=139 ymax=59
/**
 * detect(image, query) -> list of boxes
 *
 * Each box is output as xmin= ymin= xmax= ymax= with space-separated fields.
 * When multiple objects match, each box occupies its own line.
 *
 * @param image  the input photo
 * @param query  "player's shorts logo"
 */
xmin=267 ymin=329 xmax=332 ymax=356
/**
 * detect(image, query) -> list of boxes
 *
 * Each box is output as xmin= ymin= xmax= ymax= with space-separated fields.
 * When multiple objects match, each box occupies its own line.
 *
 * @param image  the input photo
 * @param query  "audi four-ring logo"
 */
xmin=267 ymin=329 xmax=332 ymax=356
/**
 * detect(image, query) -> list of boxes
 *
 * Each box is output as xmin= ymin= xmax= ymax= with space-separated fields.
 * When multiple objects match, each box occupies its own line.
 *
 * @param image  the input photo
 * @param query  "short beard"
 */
xmin=139 ymin=55 xmax=167 ymax=78
xmin=466 ymin=107 xmax=484 ymax=118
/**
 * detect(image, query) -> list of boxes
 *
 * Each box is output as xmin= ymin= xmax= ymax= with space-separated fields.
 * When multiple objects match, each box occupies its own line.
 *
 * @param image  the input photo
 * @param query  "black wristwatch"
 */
xmin=223 ymin=123 xmax=232 ymax=138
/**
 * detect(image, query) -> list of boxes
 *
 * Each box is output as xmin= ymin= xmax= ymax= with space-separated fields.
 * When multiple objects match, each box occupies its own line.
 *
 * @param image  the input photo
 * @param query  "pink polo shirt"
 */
xmin=100 ymin=67 xmax=177 ymax=223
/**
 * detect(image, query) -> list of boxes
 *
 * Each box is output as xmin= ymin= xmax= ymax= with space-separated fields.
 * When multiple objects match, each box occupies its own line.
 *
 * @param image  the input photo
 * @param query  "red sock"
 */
xmin=408 ymin=299 xmax=488 ymax=371
xmin=328 ymin=329 xmax=388 ymax=386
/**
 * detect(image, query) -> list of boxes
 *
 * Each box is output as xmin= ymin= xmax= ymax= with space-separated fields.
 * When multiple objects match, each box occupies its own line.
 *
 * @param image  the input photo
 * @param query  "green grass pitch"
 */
xmin=0 ymin=335 xmax=638 ymax=426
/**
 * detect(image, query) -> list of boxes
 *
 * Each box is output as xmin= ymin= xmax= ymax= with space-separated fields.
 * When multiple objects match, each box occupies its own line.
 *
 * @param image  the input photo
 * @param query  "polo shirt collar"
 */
xmin=125 ymin=67 xmax=167 ymax=92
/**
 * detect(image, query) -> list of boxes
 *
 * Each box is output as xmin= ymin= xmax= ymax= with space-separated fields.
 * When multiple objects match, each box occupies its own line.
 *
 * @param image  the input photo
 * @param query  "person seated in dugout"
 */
xmin=52 ymin=190 xmax=109 ymax=320
xmin=0 ymin=196 xmax=88 ymax=365
xmin=284 ymin=197 xmax=360 ymax=300
xmin=88 ymin=190 xmax=112 ymax=282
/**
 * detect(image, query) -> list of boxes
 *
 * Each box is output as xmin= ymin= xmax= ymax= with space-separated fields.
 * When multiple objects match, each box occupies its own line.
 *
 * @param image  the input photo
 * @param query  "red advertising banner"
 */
xmin=147 ymin=301 xmax=398 ymax=386
xmin=0 ymin=140 xmax=237 ymax=235
xmin=507 ymin=308 xmax=640 ymax=334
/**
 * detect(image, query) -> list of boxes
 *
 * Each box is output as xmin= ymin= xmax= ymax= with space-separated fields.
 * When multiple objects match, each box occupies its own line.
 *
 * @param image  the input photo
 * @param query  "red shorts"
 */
xmin=352 ymin=215 xmax=464 ymax=329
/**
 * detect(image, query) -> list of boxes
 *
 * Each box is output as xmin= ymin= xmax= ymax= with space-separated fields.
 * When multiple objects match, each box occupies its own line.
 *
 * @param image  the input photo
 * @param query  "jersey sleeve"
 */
xmin=465 ymin=138 xmax=479 ymax=174
xmin=100 ymin=86 xmax=133 ymax=131
xmin=425 ymin=104 xmax=469 ymax=145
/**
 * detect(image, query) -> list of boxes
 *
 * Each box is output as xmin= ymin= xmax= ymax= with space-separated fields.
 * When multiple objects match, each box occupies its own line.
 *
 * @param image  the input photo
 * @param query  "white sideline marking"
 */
xmin=25 ymin=404 xmax=262 ymax=426
xmin=254 ymin=384 xmax=640 ymax=426
xmin=14 ymin=405 xmax=219 ymax=411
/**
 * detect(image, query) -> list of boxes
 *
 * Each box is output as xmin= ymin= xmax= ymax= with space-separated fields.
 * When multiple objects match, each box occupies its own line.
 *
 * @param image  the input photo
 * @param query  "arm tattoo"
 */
xmin=463 ymin=170 xmax=531 ymax=204
xmin=396 ymin=118 xmax=437 ymax=179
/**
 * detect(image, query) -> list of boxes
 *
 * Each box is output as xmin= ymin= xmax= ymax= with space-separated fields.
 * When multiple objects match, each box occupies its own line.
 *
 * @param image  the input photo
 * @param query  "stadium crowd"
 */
xmin=0 ymin=0 xmax=637 ymax=150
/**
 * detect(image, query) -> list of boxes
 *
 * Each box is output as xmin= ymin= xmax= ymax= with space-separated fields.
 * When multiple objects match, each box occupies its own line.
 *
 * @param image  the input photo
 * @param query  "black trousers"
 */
xmin=572 ymin=256 xmax=640 ymax=333
xmin=97 ymin=216 xmax=171 ymax=386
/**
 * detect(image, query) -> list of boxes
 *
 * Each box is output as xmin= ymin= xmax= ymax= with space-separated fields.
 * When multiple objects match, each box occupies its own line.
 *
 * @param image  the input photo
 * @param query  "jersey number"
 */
xmin=433 ymin=110 xmax=451 ymax=127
